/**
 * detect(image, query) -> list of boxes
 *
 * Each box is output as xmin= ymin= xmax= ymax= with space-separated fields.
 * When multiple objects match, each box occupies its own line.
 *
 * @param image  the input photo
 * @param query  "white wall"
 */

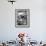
xmin=0 ymin=0 xmax=46 ymax=42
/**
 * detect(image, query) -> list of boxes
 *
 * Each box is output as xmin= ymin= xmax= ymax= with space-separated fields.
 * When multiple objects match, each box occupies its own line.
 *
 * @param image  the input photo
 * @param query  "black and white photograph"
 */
xmin=15 ymin=9 xmax=30 ymax=28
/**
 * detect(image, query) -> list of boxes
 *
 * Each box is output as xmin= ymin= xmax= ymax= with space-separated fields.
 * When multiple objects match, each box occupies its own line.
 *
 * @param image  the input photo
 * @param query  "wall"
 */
xmin=0 ymin=0 xmax=46 ymax=42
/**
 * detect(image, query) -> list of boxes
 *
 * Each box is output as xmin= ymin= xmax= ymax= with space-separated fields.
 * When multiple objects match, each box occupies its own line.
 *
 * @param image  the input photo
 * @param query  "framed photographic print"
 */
xmin=15 ymin=9 xmax=30 ymax=28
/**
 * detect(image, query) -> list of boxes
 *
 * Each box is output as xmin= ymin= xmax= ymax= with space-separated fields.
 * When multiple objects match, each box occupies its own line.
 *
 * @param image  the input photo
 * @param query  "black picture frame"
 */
xmin=15 ymin=9 xmax=30 ymax=28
